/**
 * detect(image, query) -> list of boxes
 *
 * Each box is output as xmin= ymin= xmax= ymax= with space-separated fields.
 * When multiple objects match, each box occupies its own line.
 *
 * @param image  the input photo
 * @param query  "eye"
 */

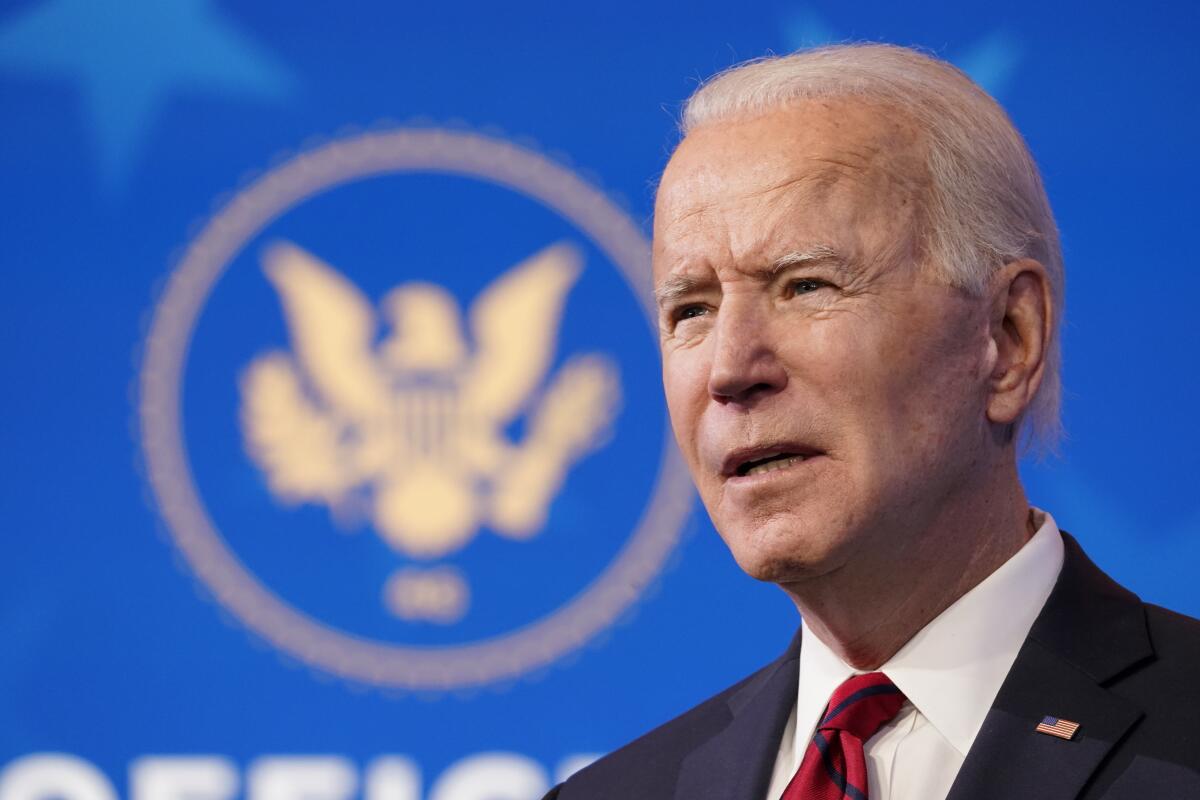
xmin=790 ymin=278 xmax=828 ymax=296
xmin=672 ymin=304 xmax=709 ymax=322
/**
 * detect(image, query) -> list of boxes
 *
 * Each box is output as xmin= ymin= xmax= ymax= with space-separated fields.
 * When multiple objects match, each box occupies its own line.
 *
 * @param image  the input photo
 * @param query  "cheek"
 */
xmin=864 ymin=313 xmax=989 ymax=468
xmin=798 ymin=302 xmax=985 ymax=452
xmin=661 ymin=349 xmax=709 ymax=457
xmin=796 ymin=317 xmax=895 ymax=417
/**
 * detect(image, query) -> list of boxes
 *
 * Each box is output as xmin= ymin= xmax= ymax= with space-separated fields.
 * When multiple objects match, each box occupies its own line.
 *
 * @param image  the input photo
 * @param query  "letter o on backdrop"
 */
xmin=0 ymin=755 xmax=117 ymax=800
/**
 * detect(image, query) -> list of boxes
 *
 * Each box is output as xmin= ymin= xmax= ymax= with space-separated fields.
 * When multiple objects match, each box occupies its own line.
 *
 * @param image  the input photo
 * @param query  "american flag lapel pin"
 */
xmin=1035 ymin=715 xmax=1081 ymax=740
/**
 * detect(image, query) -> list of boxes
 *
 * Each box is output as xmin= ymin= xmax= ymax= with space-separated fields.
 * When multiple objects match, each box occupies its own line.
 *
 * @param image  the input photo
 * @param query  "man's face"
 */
xmin=653 ymin=99 xmax=996 ymax=586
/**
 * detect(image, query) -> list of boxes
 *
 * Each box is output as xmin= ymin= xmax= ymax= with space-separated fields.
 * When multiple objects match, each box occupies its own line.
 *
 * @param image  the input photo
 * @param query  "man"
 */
xmin=544 ymin=44 xmax=1200 ymax=799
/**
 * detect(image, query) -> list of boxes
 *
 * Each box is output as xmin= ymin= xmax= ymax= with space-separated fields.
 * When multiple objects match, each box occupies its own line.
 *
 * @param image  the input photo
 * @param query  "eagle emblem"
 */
xmin=239 ymin=240 xmax=620 ymax=617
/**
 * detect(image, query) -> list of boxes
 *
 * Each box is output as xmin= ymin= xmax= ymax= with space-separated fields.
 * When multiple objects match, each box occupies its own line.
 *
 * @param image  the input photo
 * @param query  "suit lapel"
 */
xmin=946 ymin=533 xmax=1153 ymax=800
xmin=674 ymin=630 xmax=802 ymax=800
xmin=945 ymin=639 xmax=1143 ymax=800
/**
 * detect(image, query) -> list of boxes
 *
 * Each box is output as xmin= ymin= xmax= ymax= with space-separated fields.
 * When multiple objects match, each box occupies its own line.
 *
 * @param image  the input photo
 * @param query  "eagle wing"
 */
xmin=461 ymin=242 xmax=582 ymax=422
xmin=240 ymin=353 xmax=357 ymax=504
xmin=261 ymin=241 xmax=390 ymax=421
xmin=489 ymin=354 xmax=621 ymax=537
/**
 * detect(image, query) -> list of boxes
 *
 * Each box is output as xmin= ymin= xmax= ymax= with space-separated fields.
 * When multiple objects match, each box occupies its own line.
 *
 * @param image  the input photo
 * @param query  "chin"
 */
xmin=718 ymin=513 xmax=847 ymax=585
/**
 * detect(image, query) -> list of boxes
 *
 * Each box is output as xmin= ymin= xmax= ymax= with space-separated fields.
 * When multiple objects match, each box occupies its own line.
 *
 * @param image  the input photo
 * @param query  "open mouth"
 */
xmin=734 ymin=452 xmax=810 ymax=477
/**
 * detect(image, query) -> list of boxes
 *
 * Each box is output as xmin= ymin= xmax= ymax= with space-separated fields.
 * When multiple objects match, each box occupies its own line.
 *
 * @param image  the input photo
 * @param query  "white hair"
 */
xmin=681 ymin=44 xmax=1064 ymax=452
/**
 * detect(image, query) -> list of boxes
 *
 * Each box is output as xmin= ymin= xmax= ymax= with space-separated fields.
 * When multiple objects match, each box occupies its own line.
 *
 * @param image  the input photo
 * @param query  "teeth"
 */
xmin=744 ymin=455 xmax=805 ymax=476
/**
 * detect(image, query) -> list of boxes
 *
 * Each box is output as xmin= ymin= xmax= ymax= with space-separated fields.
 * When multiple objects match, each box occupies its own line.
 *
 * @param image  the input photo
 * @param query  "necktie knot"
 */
xmin=817 ymin=672 xmax=906 ymax=741
xmin=782 ymin=673 xmax=907 ymax=800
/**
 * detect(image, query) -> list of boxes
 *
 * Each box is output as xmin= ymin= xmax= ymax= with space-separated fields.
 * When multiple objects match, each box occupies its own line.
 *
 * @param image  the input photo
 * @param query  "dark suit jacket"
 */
xmin=546 ymin=533 xmax=1200 ymax=799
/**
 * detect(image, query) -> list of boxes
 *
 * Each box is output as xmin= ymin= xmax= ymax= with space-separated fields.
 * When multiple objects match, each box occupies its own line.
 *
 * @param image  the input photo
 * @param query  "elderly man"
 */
xmin=545 ymin=44 xmax=1200 ymax=800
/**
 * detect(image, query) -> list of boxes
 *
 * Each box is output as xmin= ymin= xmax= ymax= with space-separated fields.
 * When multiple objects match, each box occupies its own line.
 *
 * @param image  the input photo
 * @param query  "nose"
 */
xmin=707 ymin=300 xmax=788 ymax=405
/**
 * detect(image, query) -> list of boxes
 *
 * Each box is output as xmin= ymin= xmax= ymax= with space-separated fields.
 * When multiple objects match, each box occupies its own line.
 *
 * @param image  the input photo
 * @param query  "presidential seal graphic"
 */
xmin=137 ymin=128 xmax=692 ymax=689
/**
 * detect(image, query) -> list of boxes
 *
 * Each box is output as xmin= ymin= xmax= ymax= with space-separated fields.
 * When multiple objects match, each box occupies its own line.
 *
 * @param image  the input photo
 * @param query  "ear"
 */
xmin=986 ymin=259 xmax=1053 ymax=430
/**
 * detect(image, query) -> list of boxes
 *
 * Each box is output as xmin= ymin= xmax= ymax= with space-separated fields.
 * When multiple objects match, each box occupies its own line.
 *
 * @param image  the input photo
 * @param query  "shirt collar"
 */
xmin=794 ymin=509 xmax=1065 ymax=759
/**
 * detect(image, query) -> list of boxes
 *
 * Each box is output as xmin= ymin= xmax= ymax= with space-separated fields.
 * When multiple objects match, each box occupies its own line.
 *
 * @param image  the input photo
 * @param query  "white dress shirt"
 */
xmin=764 ymin=510 xmax=1066 ymax=800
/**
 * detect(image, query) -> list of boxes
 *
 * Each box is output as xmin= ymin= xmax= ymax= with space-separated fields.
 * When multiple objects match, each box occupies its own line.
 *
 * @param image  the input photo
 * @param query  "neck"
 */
xmin=780 ymin=458 xmax=1034 ymax=670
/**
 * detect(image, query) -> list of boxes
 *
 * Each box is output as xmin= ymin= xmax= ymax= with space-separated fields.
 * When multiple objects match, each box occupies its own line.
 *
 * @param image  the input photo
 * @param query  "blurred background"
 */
xmin=1 ymin=1 xmax=1197 ymax=798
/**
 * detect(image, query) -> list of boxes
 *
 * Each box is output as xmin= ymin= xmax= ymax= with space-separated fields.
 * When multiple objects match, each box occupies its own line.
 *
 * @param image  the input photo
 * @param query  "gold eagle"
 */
xmin=240 ymin=240 xmax=620 ymax=559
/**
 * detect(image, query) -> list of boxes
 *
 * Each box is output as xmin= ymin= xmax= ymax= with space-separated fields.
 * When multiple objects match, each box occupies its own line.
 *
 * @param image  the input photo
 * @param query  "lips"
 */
xmin=721 ymin=444 xmax=824 ymax=478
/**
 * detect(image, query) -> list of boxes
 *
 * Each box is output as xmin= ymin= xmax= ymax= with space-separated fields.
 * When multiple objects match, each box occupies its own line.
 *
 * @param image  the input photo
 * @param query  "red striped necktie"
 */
xmin=781 ymin=672 xmax=907 ymax=800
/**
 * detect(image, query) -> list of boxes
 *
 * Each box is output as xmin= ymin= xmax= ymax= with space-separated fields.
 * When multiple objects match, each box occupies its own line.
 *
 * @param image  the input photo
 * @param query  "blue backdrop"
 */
xmin=2 ymin=2 xmax=1197 ymax=799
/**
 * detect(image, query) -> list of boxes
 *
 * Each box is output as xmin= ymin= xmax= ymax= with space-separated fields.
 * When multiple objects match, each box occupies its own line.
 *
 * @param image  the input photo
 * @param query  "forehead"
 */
xmin=652 ymin=98 xmax=929 ymax=278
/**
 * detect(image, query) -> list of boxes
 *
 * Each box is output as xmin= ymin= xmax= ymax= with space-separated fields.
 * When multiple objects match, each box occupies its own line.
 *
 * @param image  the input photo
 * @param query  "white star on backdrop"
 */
xmin=0 ymin=0 xmax=297 ymax=195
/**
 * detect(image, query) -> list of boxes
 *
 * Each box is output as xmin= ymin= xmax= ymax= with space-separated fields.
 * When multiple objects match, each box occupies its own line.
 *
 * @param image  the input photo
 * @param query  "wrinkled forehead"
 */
xmin=652 ymin=98 xmax=931 ymax=274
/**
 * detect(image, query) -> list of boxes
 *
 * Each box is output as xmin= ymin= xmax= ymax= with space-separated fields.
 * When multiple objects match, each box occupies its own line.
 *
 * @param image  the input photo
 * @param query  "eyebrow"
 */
xmin=769 ymin=244 xmax=843 ymax=273
xmin=654 ymin=244 xmax=846 ymax=307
